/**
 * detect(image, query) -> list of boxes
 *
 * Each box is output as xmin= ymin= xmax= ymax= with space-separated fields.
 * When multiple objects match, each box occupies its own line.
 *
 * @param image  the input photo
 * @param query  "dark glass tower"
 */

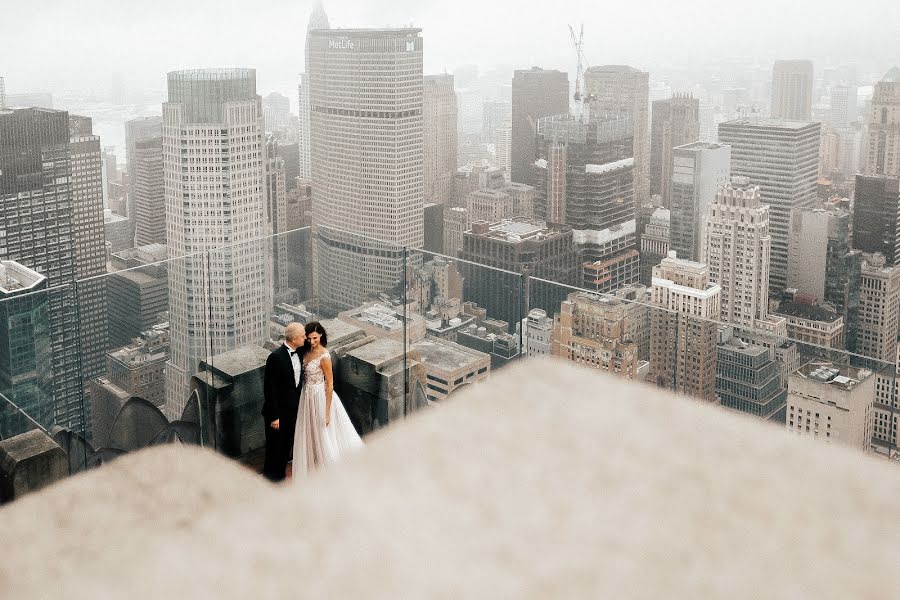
xmin=853 ymin=175 xmax=900 ymax=265
xmin=0 ymin=108 xmax=84 ymax=432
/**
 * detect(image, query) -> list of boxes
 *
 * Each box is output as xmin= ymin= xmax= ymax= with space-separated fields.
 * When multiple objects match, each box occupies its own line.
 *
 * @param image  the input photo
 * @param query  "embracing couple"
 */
xmin=261 ymin=321 xmax=363 ymax=482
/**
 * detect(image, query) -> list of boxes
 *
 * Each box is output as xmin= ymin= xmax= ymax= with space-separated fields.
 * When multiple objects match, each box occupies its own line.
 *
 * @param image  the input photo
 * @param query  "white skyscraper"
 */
xmin=864 ymin=67 xmax=900 ymax=177
xmin=669 ymin=141 xmax=731 ymax=262
xmin=495 ymin=120 xmax=512 ymax=175
xmin=718 ymin=119 xmax=821 ymax=292
xmin=308 ymin=28 xmax=424 ymax=312
xmin=703 ymin=177 xmax=772 ymax=330
xmin=424 ymin=74 xmax=458 ymax=205
xmin=297 ymin=75 xmax=311 ymax=181
xmin=771 ymin=60 xmax=814 ymax=121
xmin=298 ymin=3 xmax=331 ymax=182
xmin=162 ymin=69 xmax=273 ymax=417
xmin=830 ymin=85 xmax=858 ymax=130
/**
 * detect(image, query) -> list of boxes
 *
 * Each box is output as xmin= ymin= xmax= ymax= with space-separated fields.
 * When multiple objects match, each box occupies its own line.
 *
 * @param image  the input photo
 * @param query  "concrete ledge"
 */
xmin=0 ymin=359 xmax=898 ymax=598
xmin=0 ymin=429 xmax=67 ymax=502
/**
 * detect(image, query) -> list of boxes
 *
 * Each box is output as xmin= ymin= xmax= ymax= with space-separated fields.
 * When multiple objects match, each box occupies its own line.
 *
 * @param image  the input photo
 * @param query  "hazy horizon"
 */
xmin=2 ymin=0 xmax=898 ymax=101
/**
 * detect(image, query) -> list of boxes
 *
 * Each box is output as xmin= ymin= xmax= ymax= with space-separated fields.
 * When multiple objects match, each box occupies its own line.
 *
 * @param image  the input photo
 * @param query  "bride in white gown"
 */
xmin=293 ymin=321 xmax=363 ymax=480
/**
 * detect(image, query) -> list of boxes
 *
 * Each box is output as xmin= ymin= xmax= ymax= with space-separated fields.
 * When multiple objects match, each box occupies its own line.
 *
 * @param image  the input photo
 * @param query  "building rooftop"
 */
xmin=795 ymin=361 xmax=872 ymax=391
xmin=109 ymin=330 xmax=169 ymax=366
xmin=776 ymin=301 xmax=841 ymax=324
xmin=0 ymin=260 xmax=45 ymax=294
xmin=342 ymin=303 xmax=408 ymax=332
xmin=318 ymin=318 xmax=366 ymax=347
xmin=308 ymin=27 xmax=421 ymax=35
xmin=719 ymin=335 xmax=769 ymax=358
xmin=469 ymin=219 xmax=567 ymax=244
xmin=719 ymin=117 xmax=816 ymax=130
xmin=412 ymin=338 xmax=489 ymax=372
xmin=675 ymin=140 xmax=730 ymax=152
xmin=199 ymin=345 xmax=272 ymax=379
xmin=586 ymin=64 xmax=643 ymax=74
xmin=345 ymin=337 xmax=404 ymax=366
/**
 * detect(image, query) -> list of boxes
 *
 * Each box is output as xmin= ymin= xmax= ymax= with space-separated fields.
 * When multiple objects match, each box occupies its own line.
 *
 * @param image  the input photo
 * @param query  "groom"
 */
xmin=262 ymin=322 xmax=306 ymax=481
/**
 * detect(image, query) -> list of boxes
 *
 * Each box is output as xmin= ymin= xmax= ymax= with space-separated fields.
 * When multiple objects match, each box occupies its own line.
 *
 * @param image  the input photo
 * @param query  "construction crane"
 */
xmin=569 ymin=23 xmax=589 ymax=108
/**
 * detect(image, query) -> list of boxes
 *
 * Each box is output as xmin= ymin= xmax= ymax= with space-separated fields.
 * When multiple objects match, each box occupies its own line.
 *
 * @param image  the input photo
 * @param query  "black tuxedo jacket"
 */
xmin=262 ymin=345 xmax=304 ymax=424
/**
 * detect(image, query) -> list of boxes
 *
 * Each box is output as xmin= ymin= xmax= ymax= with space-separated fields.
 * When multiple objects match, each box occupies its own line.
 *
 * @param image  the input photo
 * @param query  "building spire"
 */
xmin=308 ymin=2 xmax=330 ymax=32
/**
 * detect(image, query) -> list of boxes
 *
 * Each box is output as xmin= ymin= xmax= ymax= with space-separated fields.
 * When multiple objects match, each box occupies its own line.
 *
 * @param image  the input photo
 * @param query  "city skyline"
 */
xmin=3 ymin=1 xmax=900 ymax=492
xmin=1 ymin=0 xmax=898 ymax=98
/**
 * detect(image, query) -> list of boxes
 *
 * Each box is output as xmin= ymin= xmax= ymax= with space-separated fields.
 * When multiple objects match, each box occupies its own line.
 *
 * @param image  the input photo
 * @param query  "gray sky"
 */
xmin=1 ymin=0 xmax=898 ymax=97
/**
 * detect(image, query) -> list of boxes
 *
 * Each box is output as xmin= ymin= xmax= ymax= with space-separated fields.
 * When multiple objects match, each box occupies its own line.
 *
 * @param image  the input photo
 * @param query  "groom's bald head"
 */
xmin=285 ymin=322 xmax=306 ymax=347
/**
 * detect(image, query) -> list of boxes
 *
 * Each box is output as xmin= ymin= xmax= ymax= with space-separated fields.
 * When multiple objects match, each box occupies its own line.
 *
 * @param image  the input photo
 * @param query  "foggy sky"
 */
xmin=1 ymin=0 xmax=898 ymax=98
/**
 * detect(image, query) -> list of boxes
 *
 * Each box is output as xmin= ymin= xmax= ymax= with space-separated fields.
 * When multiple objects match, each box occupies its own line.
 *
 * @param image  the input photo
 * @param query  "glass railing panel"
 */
xmin=0 ymin=284 xmax=65 ymax=438
xmin=0 ymin=280 xmax=95 ymax=474
xmin=67 ymin=248 xmax=209 ymax=472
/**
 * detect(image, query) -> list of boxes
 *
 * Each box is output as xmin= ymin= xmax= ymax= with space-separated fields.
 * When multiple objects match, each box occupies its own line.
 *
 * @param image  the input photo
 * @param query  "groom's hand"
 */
xmin=270 ymin=419 xmax=280 ymax=430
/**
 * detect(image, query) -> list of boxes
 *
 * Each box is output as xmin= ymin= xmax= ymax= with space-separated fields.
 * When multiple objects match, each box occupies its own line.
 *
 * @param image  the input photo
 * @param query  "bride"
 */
xmin=292 ymin=321 xmax=363 ymax=479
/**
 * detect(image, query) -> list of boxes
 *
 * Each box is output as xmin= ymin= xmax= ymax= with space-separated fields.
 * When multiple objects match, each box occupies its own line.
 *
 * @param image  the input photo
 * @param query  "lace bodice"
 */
xmin=303 ymin=352 xmax=327 ymax=385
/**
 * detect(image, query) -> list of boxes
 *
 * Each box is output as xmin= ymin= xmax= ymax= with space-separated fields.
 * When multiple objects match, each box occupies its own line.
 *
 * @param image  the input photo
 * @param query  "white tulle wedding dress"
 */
xmin=292 ymin=352 xmax=363 ymax=480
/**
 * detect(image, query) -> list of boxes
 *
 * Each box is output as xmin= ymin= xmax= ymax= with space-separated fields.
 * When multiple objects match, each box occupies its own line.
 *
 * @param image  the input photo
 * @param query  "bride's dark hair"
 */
xmin=304 ymin=321 xmax=328 ymax=349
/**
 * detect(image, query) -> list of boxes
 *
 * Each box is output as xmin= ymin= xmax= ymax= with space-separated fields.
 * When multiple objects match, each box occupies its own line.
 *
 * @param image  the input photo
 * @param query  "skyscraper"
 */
xmin=510 ymin=68 xmax=569 ymax=186
xmin=68 ymin=116 xmax=110 ymax=395
xmin=162 ymin=69 xmax=273 ymax=417
xmin=482 ymin=100 xmax=511 ymax=145
xmin=702 ymin=177 xmax=772 ymax=330
xmin=649 ymin=252 xmax=721 ymax=402
xmin=494 ymin=120 xmax=512 ymax=175
xmin=852 ymin=175 xmax=900 ymax=264
xmin=640 ymin=207 xmax=670 ymax=286
xmin=669 ymin=141 xmax=731 ymax=262
xmin=650 ymin=94 xmax=700 ymax=205
xmin=718 ymin=119 xmax=820 ymax=292
xmin=298 ymin=2 xmax=331 ymax=183
xmin=308 ymin=28 xmax=424 ymax=312
xmin=788 ymin=205 xmax=858 ymax=305
xmin=863 ymin=67 xmax=900 ymax=177
xmin=460 ymin=219 xmax=578 ymax=327
xmin=584 ymin=65 xmax=650 ymax=207
xmin=132 ymin=135 xmax=165 ymax=246
xmin=533 ymin=114 xmax=638 ymax=289
xmin=443 ymin=207 xmax=469 ymax=258
xmin=770 ymin=60 xmax=814 ymax=121
xmin=855 ymin=253 xmax=900 ymax=363
xmin=0 ymin=108 xmax=83 ymax=430
xmin=830 ymin=85 xmax=858 ymax=130
xmin=786 ymin=203 xmax=861 ymax=350
xmin=125 ymin=116 xmax=163 ymax=244
xmin=265 ymin=136 xmax=291 ymax=302
xmin=424 ymin=74 xmax=458 ymax=205
xmin=0 ymin=261 xmax=52 ymax=437
xmin=262 ymin=92 xmax=291 ymax=134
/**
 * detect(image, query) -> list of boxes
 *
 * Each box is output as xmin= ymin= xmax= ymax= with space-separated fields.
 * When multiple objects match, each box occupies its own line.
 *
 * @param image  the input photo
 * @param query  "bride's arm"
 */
xmin=322 ymin=354 xmax=333 ymax=427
